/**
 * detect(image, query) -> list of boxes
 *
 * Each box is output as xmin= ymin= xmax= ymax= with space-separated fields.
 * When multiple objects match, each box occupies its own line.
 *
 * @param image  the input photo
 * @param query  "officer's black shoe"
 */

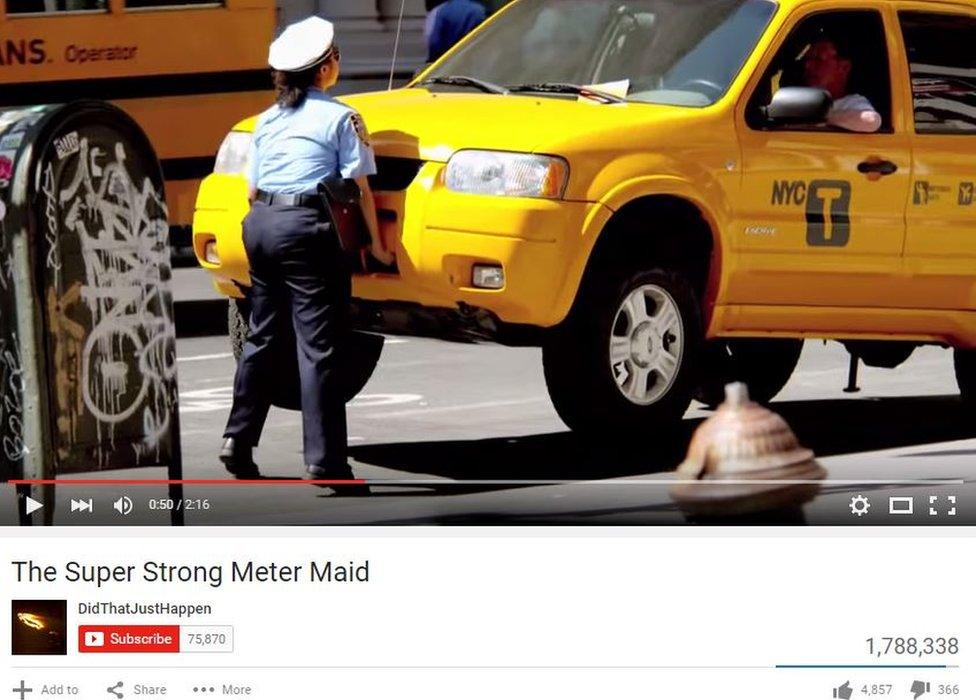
xmin=305 ymin=464 xmax=371 ymax=496
xmin=219 ymin=438 xmax=261 ymax=479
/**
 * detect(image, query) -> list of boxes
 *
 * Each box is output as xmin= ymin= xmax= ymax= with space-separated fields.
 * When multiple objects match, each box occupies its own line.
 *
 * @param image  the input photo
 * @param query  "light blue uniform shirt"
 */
xmin=248 ymin=88 xmax=377 ymax=194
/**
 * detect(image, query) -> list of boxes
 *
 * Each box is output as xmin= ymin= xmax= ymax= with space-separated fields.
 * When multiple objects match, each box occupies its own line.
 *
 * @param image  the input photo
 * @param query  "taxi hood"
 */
xmin=340 ymin=88 xmax=691 ymax=162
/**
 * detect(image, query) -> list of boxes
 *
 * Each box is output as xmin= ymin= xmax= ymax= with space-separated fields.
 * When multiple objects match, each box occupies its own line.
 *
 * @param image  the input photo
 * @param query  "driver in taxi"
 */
xmin=803 ymin=33 xmax=882 ymax=133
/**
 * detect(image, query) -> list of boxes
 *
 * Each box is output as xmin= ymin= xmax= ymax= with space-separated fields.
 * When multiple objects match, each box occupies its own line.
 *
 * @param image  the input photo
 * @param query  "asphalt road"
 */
xmin=2 ymin=270 xmax=974 ymax=526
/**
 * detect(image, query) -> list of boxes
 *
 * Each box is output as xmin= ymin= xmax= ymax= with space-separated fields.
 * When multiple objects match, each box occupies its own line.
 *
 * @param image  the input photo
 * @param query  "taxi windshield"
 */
xmin=423 ymin=0 xmax=777 ymax=107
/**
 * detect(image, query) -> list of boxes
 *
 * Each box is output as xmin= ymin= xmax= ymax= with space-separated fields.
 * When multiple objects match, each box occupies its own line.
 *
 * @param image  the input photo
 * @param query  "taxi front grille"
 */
xmin=369 ymin=157 xmax=424 ymax=192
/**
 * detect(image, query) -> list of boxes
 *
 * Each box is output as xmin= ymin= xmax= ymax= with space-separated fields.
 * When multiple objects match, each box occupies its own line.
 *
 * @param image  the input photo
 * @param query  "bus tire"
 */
xmin=543 ymin=266 xmax=702 ymax=436
xmin=229 ymin=297 xmax=250 ymax=362
xmin=227 ymin=297 xmax=383 ymax=406
xmin=695 ymin=338 xmax=803 ymax=408
xmin=954 ymin=348 xmax=976 ymax=406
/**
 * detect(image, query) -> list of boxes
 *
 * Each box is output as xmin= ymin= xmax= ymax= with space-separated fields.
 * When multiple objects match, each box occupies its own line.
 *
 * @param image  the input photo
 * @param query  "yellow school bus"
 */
xmin=0 ymin=0 xmax=275 ymax=246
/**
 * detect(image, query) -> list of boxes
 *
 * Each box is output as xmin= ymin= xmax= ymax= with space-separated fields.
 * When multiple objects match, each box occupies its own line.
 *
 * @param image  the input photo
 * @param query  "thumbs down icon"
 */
xmin=911 ymin=681 xmax=930 ymax=699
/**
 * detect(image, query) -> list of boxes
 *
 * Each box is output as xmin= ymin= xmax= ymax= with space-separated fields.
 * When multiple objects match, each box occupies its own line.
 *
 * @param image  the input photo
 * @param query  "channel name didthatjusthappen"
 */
xmin=78 ymin=602 xmax=214 ymax=619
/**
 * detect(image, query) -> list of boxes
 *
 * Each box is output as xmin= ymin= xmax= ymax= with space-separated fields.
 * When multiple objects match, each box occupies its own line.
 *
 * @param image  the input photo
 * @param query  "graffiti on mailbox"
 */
xmin=41 ymin=133 xmax=177 ymax=469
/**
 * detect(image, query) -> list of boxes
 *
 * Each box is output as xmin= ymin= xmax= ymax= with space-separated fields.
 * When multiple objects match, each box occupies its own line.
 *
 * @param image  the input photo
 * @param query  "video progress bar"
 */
xmin=8 ymin=479 xmax=968 ymax=487
xmin=17 ymin=664 xmax=960 ymax=671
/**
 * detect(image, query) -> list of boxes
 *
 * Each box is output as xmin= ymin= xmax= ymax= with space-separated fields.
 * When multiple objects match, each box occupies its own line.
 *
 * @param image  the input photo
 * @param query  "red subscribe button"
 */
xmin=79 ymin=625 xmax=180 ymax=653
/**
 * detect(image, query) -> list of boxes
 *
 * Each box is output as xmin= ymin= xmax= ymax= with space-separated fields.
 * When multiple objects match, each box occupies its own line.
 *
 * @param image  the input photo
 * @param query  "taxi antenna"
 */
xmin=388 ymin=0 xmax=407 ymax=91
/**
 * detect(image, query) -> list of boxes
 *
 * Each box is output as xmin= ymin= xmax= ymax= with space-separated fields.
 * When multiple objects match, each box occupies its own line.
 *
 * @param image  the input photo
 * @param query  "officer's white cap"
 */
xmin=268 ymin=16 xmax=336 ymax=72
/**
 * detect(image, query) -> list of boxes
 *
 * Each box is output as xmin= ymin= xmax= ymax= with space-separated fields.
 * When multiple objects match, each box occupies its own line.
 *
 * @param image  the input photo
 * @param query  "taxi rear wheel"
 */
xmin=543 ymin=266 xmax=703 ymax=435
xmin=695 ymin=338 xmax=803 ymax=408
xmin=954 ymin=348 xmax=976 ymax=406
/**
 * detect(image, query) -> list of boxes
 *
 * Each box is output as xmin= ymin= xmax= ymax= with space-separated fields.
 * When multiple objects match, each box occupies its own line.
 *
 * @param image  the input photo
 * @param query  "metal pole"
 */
xmin=16 ymin=484 xmax=33 ymax=526
xmin=168 ymin=406 xmax=185 ymax=527
xmin=10 ymin=181 xmax=55 ymax=525
xmin=844 ymin=352 xmax=861 ymax=393
xmin=388 ymin=0 xmax=407 ymax=91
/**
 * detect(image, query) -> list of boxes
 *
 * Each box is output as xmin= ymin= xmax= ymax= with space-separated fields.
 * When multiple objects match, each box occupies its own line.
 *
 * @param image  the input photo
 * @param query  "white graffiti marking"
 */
xmin=0 ymin=257 xmax=10 ymax=291
xmin=42 ymin=164 xmax=62 ymax=274
xmin=50 ymin=136 xmax=175 ymax=465
xmin=0 ymin=337 xmax=26 ymax=462
xmin=0 ymin=209 xmax=26 ymax=465
xmin=54 ymin=131 xmax=80 ymax=160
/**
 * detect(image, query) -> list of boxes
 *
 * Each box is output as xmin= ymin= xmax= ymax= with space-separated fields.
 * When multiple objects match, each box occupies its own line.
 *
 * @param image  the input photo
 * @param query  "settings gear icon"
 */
xmin=849 ymin=494 xmax=871 ymax=517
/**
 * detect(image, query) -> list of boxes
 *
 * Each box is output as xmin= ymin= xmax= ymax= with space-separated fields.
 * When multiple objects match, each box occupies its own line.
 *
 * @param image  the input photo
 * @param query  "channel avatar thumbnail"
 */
xmin=11 ymin=600 xmax=67 ymax=656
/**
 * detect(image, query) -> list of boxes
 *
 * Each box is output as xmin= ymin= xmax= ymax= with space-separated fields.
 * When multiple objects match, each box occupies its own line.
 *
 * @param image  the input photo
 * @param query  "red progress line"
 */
xmin=8 ymin=479 xmax=367 ymax=486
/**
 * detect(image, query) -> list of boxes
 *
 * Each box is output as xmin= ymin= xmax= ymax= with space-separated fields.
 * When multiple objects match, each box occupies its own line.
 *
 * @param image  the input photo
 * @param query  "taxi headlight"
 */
xmin=213 ymin=131 xmax=253 ymax=176
xmin=445 ymin=150 xmax=569 ymax=199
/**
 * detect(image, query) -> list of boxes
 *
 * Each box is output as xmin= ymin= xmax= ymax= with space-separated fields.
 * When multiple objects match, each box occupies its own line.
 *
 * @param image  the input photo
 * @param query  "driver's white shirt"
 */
xmin=829 ymin=93 xmax=876 ymax=115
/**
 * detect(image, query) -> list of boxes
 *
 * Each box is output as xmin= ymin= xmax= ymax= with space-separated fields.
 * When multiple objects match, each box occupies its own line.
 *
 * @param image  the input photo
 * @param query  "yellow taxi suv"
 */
xmin=194 ymin=0 xmax=976 ymax=434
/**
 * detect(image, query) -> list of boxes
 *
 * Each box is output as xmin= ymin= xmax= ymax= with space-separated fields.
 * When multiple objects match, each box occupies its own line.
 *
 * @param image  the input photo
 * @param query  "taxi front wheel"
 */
xmin=954 ymin=348 xmax=976 ymax=406
xmin=543 ymin=266 xmax=703 ymax=435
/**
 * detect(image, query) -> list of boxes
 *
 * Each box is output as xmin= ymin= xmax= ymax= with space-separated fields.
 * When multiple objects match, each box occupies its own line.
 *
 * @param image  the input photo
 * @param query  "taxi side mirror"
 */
xmin=761 ymin=87 xmax=831 ymax=125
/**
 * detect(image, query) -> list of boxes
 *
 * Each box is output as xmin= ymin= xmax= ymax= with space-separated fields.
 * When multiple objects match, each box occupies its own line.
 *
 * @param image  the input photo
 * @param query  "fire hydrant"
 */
xmin=671 ymin=382 xmax=826 ymax=520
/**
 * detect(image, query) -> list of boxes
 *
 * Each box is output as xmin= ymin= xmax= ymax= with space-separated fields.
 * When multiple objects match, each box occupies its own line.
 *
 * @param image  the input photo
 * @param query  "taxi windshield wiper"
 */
xmin=418 ymin=75 xmax=509 ymax=95
xmin=507 ymin=82 xmax=626 ymax=104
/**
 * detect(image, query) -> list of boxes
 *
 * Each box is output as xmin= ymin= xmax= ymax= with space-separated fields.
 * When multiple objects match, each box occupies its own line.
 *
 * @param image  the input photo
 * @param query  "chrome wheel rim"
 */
xmin=609 ymin=284 xmax=684 ymax=406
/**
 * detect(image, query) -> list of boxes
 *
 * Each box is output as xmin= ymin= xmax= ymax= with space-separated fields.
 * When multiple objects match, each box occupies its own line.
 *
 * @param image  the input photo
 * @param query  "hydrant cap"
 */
xmin=671 ymin=382 xmax=826 ymax=515
xmin=677 ymin=382 xmax=824 ymax=479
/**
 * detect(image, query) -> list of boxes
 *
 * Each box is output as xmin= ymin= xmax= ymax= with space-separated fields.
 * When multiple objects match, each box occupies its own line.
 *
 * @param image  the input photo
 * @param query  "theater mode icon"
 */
xmin=888 ymin=496 xmax=914 ymax=515
xmin=84 ymin=631 xmax=105 ymax=647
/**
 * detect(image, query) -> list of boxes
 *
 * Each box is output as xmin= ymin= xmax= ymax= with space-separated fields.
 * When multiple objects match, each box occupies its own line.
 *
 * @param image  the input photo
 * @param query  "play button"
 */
xmin=24 ymin=497 xmax=43 ymax=515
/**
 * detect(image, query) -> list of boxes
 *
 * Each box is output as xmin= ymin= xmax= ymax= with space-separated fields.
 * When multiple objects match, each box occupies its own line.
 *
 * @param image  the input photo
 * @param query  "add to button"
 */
xmin=78 ymin=625 xmax=180 ymax=653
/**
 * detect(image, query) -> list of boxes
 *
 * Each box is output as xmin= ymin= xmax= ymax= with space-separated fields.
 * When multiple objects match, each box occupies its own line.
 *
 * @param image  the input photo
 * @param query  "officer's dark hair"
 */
xmin=272 ymin=49 xmax=336 ymax=109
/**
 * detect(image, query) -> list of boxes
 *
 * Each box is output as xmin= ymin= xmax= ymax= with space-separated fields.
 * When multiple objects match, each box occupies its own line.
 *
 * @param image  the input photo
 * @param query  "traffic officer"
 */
xmin=219 ymin=15 xmax=392 ymax=493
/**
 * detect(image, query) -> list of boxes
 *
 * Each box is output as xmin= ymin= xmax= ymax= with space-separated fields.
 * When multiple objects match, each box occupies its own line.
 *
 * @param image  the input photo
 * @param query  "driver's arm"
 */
xmin=828 ymin=108 xmax=882 ymax=133
xmin=827 ymin=94 xmax=882 ymax=133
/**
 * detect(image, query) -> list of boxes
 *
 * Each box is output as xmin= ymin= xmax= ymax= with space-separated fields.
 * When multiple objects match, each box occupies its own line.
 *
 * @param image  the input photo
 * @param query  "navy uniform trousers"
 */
xmin=224 ymin=200 xmax=350 ymax=471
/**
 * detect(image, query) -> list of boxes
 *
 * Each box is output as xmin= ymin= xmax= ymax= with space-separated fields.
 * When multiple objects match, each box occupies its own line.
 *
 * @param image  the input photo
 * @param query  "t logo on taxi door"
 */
xmin=771 ymin=179 xmax=852 ymax=247
xmin=806 ymin=180 xmax=851 ymax=247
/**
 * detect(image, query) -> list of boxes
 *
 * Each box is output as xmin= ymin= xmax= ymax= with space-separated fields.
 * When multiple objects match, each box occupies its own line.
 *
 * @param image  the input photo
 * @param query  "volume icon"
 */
xmin=70 ymin=498 xmax=93 ymax=513
xmin=113 ymin=496 xmax=134 ymax=516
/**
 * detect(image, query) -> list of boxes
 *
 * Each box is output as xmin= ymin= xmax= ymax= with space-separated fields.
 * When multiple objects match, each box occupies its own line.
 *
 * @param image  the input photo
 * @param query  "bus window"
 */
xmin=0 ymin=0 xmax=274 ymax=251
xmin=125 ymin=0 xmax=221 ymax=8
xmin=6 ymin=0 xmax=106 ymax=14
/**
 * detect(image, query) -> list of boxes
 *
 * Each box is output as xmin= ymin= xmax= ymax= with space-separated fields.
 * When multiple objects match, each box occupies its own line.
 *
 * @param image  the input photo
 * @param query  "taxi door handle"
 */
xmin=857 ymin=159 xmax=898 ymax=177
